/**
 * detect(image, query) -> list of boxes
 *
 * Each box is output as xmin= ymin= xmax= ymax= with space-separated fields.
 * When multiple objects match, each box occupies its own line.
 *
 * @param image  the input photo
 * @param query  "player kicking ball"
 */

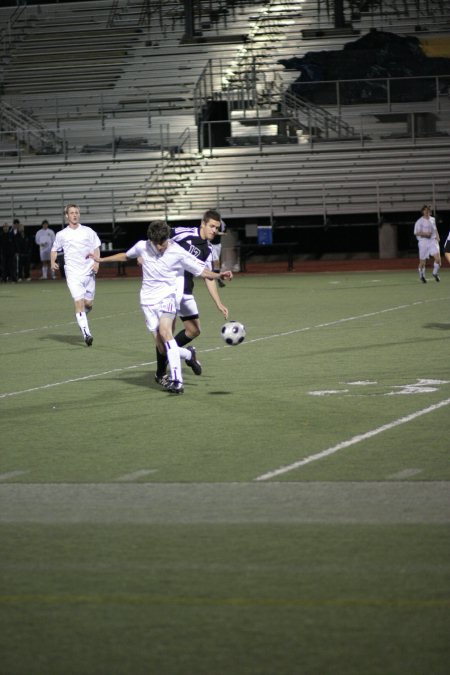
xmin=89 ymin=220 xmax=232 ymax=394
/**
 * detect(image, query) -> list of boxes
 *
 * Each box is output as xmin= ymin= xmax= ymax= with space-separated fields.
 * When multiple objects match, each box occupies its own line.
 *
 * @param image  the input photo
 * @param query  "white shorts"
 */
xmin=66 ymin=272 xmax=96 ymax=302
xmin=141 ymin=295 xmax=177 ymax=334
xmin=418 ymin=238 xmax=440 ymax=260
xmin=179 ymin=294 xmax=199 ymax=320
xmin=39 ymin=247 xmax=52 ymax=262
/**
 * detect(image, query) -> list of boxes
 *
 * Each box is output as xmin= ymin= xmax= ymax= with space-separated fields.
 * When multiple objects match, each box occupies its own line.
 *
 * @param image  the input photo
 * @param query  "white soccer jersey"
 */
xmin=52 ymin=224 xmax=101 ymax=278
xmin=126 ymin=239 xmax=206 ymax=306
xmin=414 ymin=216 xmax=437 ymax=240
xmin=35 ymin=227 xmax=56 ymax=255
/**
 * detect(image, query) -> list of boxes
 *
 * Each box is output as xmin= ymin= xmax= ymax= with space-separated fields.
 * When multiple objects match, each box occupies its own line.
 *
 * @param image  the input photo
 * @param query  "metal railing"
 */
xmin=0 ymin=121 xmax=196 ymax=162
xmin=198 ymin=105 xmax=450 ymax=154
xmin=0 ymin=100 xmax=64 ymax=154
xmin=0 ymin=2 xmax=28 ymax=58
xmin=1 ymin=173 xmax=449 ymax=226
xmin=166 ymin=175 xmax=450 ymax=223
xmin=283 ymin=73 xmax=449 ymax=114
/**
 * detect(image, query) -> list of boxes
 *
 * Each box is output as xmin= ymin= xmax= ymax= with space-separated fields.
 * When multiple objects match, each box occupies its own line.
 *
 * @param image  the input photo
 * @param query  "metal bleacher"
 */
xmin=0 ymin=0 xmax=449 ymax=229
xmin=163 ymin=143 xmax=450 ymax=221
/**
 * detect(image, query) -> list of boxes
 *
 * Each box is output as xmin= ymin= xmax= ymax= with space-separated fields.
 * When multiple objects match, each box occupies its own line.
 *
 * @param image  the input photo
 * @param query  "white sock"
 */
xmin=42 ymin=265 xmax=48 ymax=279
xmin=179 ymin=347 xmax=190 ymax=361
xmin=418 ymin=267 xmax=425 ymax=277
xmin=433 ymin=263 xmax=440 ymax=275
xmin=76 ymin=311 xmax=90 ymax=334
xmin=165 ymin=339 xmax=183 ymax=383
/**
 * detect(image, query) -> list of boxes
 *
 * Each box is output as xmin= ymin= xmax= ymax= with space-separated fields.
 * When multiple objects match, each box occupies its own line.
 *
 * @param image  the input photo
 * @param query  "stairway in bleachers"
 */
xmin=1 ymin=0 xmax=449 ymax=228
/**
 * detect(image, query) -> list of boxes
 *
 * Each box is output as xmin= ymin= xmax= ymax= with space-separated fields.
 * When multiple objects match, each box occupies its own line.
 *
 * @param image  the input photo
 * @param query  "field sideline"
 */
xmin=1 ymin=270 xmax=449 ymax=675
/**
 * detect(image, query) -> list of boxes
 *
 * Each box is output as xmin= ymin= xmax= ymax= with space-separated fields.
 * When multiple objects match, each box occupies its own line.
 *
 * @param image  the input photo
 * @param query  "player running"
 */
xmin=51 ymin=204 xmax=101 ymax=346
xmin=414 ymin=204 xmax=441 ymax=283
xmin=90 ymin=220 xmax=232 ymax=394
xmin=154 ymin=209 xmax=229 ymax=385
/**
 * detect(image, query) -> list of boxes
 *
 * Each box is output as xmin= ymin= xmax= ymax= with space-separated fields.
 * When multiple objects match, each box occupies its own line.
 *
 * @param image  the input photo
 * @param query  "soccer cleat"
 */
xmin=155 ymin=373 xmax=170 ymax=387
xmin=185 ymin=346 xmax=202 ymax=376
xmin=83 ymin=330 xmax=93 ymax=346
xmin=166 ymin=379 xmax=184 ymax=394
xmin=420 ymin=275 xmax=427 ymax=283
xmin=433 ymin=273 xmax=440 ymax=282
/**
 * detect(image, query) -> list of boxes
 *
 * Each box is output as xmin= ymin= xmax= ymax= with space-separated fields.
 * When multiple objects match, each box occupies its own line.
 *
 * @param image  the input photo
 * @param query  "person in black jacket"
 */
xmin=15 ymin=221 xmax=32 ymax=282
xmin=0 ymin=222 xmax=17 ymax=282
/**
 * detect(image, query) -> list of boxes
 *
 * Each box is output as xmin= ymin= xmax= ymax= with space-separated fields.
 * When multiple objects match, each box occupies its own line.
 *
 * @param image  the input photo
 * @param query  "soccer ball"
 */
xmin=221 ymin=320 xmax=246 ymax=346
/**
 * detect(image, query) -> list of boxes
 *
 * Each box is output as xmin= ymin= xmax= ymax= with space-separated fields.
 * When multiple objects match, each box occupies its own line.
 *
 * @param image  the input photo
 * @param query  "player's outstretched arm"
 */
xmin=204 ymin=277 xmax=229 ymax=318
xmin=201 ymin=269 xmax=233 ymax=281
xmin=87 ymin=252 xmax=128 ymax=264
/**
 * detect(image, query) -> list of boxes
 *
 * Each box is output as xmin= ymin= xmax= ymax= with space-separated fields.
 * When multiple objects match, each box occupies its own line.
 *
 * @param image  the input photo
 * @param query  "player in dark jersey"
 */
xmin=211 ymin=218 xmax=227 ymax=287
xmin=155 ymin=209 xmax=230 ymax=385
xmin=445 ymin=230 xmax=450 ymax=266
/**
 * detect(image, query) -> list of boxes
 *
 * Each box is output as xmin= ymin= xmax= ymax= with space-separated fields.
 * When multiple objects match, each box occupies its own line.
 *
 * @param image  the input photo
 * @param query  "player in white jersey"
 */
xmin=413 ymin=204 xmax=441 ymax=283
xmin=35 ymin=219 xmax=56 ymax=279
xmin=50 ymin=204 xmax=101 ymax=346
xmin=90 ymin=220 xmax=232 ymax=394
xmin=153 ymin=210 xmax=229 ymax=384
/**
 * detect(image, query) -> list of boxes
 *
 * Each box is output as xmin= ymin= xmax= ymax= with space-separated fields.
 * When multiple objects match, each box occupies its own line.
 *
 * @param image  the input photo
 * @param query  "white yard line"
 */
xmin=0 ymin=471 xmax=28 ymax=481
xmin=0 ymin=362 xmax=155 ymax=399
xmin=115 ymin=469 xmax=158 ymax=482
xmin=387 ymin=469 xmax=422 ymax=479
xmin=254 ymin=398 xmax=450 ymax=481
xmin=0 ymin=311 xmax=139 ymax=337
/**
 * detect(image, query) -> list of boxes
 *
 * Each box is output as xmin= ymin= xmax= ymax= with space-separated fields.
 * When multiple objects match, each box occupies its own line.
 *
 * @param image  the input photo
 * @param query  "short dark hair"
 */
xmin=202 ymin=209 xmax=221 ymax=224
xmin=147 ymin=220 xmax=170 ymax=244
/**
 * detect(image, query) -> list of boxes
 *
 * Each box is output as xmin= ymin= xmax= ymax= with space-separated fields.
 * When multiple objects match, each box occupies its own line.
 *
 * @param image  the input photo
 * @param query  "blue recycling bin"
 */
xmin=257 ymin=226 xmax=273 ymax=245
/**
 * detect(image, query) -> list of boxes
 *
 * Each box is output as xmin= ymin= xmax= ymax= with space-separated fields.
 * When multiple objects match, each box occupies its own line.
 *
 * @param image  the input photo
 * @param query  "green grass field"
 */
xmin=1 ymin=271 xmax=449 ymax=675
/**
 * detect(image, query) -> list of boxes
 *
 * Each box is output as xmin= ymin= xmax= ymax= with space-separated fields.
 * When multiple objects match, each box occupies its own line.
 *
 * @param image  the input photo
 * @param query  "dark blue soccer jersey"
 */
xmin=170 ymin=226 xmax=213 ymax=294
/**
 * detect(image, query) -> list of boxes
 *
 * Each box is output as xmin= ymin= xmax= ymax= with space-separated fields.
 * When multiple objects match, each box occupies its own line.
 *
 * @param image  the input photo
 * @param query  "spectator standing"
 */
xmin=35 ymin=219 xmax=56 ymax=279
xmin=16 ymin=222 xmax=32 ymax=282
xmin=0 ymin=222 xmax=18 ymax=282
xmin=11 ymin=218 xmax=21 ymax=279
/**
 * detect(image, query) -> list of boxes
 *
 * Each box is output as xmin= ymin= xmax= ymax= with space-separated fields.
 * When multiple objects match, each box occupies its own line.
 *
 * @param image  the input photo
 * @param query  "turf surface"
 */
xmin=1 ymin=272 xmax=449 ymax=674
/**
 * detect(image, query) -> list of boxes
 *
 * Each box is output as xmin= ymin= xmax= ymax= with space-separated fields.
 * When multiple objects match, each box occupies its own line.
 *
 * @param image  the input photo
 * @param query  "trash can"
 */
xmin=257 ymin=226 xmax=273 ymax=245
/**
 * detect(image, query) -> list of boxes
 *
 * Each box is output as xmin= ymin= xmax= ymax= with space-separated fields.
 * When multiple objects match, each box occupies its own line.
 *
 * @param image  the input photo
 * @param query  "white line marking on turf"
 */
xmin=0 ymin=311 xmax=139 ymax=337
xmin=387 ymin=469 xmax=422 ymax=480
xmin=115 ymin=469 xmax=158 ymax=482
xmin=0 ymin=298 xmax=446 ymax=400
xmin=254 ymin=397 xmax=450 ymax=481
xmin=346 ymin=381 xmax=377 ymax=386
xmin=309 ymin=389 xmax=349 ymax=396
xmin=0 ymin=362 xmax=156 ymax=399
xmin=0 ymin=471 xmax=28 ymax=481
